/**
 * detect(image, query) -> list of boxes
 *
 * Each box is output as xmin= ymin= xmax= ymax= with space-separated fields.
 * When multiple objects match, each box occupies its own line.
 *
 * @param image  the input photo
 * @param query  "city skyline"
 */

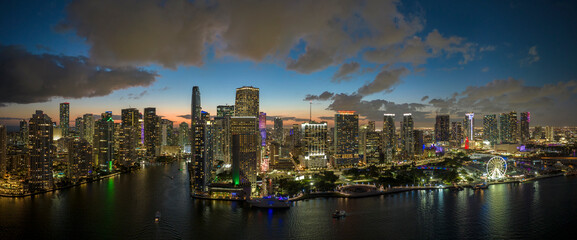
xmin=2 ymin=0 xmax=577 ymax=129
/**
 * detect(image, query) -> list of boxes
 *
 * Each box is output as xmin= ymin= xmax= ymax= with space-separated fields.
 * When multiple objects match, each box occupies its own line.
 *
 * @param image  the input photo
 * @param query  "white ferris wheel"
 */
xmin=486 ymin=156 xmax=507 ymax=180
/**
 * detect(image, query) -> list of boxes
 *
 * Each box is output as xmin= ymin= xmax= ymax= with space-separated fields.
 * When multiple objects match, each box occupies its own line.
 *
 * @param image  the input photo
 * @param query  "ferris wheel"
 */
xmin=487 ymin=156 xmax=507 ymax=180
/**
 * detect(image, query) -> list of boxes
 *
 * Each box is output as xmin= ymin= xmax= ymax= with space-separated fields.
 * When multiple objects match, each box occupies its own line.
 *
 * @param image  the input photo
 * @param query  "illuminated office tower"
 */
xmin=217 ymin=105 xmax=235 ymax=118
xmin=382 ymin=114 xmax=396 ymax=162
xmin=483 ymin=114 xmax=498 ymax=145
xmin=19 ymin=119 xmax=28 ymax=146
xmin=451 ymin=121 xmax=463 ymax=146
xmin=160 ymin=119 xmax=174 ymax=146
xmin=291 ymin=124 xmax=301 ymax=147
xmin=499 ymin=112 xmax=518 ymax=144
xmin=274 ymin=117 xmax=283 ymax=143
xmin=365 ymin=130 xmax=382 ymax=164
xmin=234 ymin=86 xmax=259 ymax=118
xmin=191 ymin=86 xmax=202 ymax=122
xmin=464 ymin=113 xmax=474 ymax=141
xmin=28 ymin=110 xmax=53 ymax=191
xmin=413 ymin=130 xmax=424 ymax=156
xmin=82 ymin=114 xmax=94 ymax=145
xmin=519 ymin=112 xmax=530 ymax=144
xmin=201 ymin=111 xmax=210 ymax=121
xmin=144 ymin=107 xmax=159 ymax=157
xmin=230 ymin=116 xmax=259 ymax=191
xmin=60 ymin=102 xmax=70 ymax=137
xmin=301 ymin=122 xmax=328 ymax=168
xmin=67 ymin=138 xmax=92 ymax=183
xmin=334 ymin=111 xmax=359 ymax=167
xmin=259 ymin=112 xmax=266 ymax=147
xmin=509 ymin=111 xmax=518 ymax=143
xmin=191 ymin=119 xmax=210 ymax=195
xmin=119 ymin=108 xmax=140 ymax=165
xmin=211 ymin=117 xmax=230 ymax=164
xmin=401 ymin=113 xmax=414 ymax=157
xmin=545 ymin=126 xmax=554 ymax=141
xmin=367 ymin=121 xmax=376 ymax=132
xmin=178 ymin=122 xmax=190 ymax=148
xmin=435 ymin=115 xmax=450 ymax=143
xmin=533 ymin=126 xmax=544 ymax=140
xmin=74 ymin=117 xmax=83 ymax=138
xmin=0 ymin=125 xmax=6 ymax=175
xmin=95 ymin=111 xmax=114 ymax=171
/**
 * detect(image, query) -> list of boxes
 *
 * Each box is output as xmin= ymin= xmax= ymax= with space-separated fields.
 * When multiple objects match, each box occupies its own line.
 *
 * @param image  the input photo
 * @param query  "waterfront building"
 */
xmin=520 ymin=112 xmax=530 ymax=144
xmin=191 ymin=86 xmax=202 ymax=122
xmin=95 ymin=111 xmax=114 ymax=171
xmin=413 ymin=130 xmax=424 ymax=156
xmin=67 ymin=138 xmax=92 ymax=183
xmin=230 ymin=116 xmax=259 ymax=192
xmin=211 ymin=117 xmax=231 ymax=164
xmin=333 ymin=111 xmax=359 ymax=167
xmin=483 ymin=114 xmax=498 ymax=145
xmin=435 ymin=114 xmax=450 ymax=143
xmin=60 ymin=102 xmax=70 ymax=137
xmin=274 ymin=117 xmax=283 ymax=144
xmin=217 ymin=105 xmax=235 ymax=118
xmin=178 ymin=122 xmax=190 ymax=149
xmin=0 ymin=125 xmax=6 ymax=175
xmin=19 ymin=119 xmax=28 ymax=146
xmin=119 ymin=108 xmax=140 ymax=166
xmin=464 ymin=113 xmax=474 ymax=141
xmin=382 ymin=114 xmax=396 ymax=162
xmin=160 ymin=119 xmax=174 ymax=146
xmin=192 ymin=119 xmax=210 ymax=195
xmin=144 ymin=107 xmax=159 ymax=157
xmin=234 ymin=86 xmax=259 ymax=118
xmin=82 ymin=114 xmax=94 ymax=145
xmin=401 ymin=113 xmax=414 ymax=158
xmin=499 ymin=112 xmax=518 ymax=144
xmin=301 ymin=122 xmax=328 ymax=168
xmin=28 ymin=110 xmax=53 ymax=191
xmin=365 ymin=131 xmax=382 ymax=164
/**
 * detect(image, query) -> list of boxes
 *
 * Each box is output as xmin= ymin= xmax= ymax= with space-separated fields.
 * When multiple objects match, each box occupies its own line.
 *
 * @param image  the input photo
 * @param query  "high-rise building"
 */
xmin=191 ymin=119 xmax=210 ymax=195
xmin=259 ymin=112 xmax=267 ymax=147
xmin=119 ymin=108 xmax=140 ymax=166
xmin=499 ymin=112 xmax=518 ymax=144
xmin=0 ymin=125 xmax=6 ymax=175
xmin=217 ymin=105 xmax=235 ymax=118
xmin=435 ymin=115 xmax=450 ymax=142
xmin=334 ymin=111 xmax=359 ymax=167
xmin=74 ymin=117 xmax=83 ymax=138
xmin=509 ymin=111 xmax=518 ymax=143
xmin=464 ymin=113 xmax=474 ymax=141
xmin=545 ymin=126 xmax=554 ymax=141
xmin=67 ymin=138 xmax=92 ymax=183
xmin=211 ymin=117 xmax=230 ymax=164
xmin=533 ymin=126 xmax=544 ymax=140
xmin=28 ymin=110 xmax=53 ymax=191
xmin=365 ymin=131 xmax=382 ymax=164
xmin=230 ymin=116 xmax=259 ymax=191
xmin=82 ymin=114 xmax=94 ymax=145
xmin=274 ymin=117 xmax=283 ymax=143
xmin=367 ymin=121 xmax=376 ymax=132
xmin=60 ymin=102 xmax=70 ymax=137
xmin=178 ymin=122 xmax=190 ymax=149
xmin=19 ymin=119 xmax=28 ymax=146
xmin=95 ymin=111 xmax=115 ymax=171
xmin=144 ymin=107 xmax=159 ymax=157
xmin=401 ymin=113 xmax=414 ymax=157
xmin=451 ymin=121 xmax=463 ymax=146
xmin=301 ymin=122 xmax=328 ymax=168
xmin=234 ymin=86 xmax=259 ymax=118
xmin=483 ymin=114 xmax=499 ymax=145
xmin=160 ymin=119 xmax=174 ymax=146
xmin=191 ymin=86 xmax=202 ymax=122
xmin=520 ymin=112 xmax=530 ymax=144
xmin=382 ymin=114 xmax=396 ymax=162
xmin=413 ymin=130 xmax=424 ymax=156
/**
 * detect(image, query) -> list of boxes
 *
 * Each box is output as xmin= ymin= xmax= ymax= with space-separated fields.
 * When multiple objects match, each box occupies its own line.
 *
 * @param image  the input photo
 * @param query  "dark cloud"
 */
xmin=0 ymin=117 xmax=24 ymax=120
xmin=0 ymin=45 xmax=158 ymax=106
xmin=318 ymin=116 xmax=334 ymax=120
xmin=421 ymin=96 xmax=429 ymax=101
xmin=127 ymin=90 xmax=148 ymax=100
xmin=332 ymin=62 xmax=360 ymax=82
xmin=357 ymin=67 xmax=409 ymax=95
xmin=327 ymin=93 xmax=427 ymax=121
xmin=304 ymin=91 xmax=335 ymax=101
xmin=178 ymin=114 xmax=191 ymax=120
xmin=266 ymin=115 xmax=310 ymax=122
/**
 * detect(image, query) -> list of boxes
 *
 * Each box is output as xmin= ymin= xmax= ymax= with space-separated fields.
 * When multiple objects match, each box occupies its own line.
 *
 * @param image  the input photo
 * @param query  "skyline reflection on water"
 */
xmin=1 ymin=161 xmax=576 ymax=239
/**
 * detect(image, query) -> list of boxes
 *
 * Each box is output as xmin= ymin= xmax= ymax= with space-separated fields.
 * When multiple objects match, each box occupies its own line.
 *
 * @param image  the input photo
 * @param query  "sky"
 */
xmin=1 ymin=0 xmax=577 ymax=130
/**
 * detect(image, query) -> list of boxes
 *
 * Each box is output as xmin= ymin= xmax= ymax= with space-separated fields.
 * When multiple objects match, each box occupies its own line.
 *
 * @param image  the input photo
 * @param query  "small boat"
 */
xmin=332 ymin=210 xmax=346 ymax=218
xmin=247 ymin=196 xmax=291 ymax=208
xmin=154 ymin=211 xmax=161 ymax=223
xmin=474 ymin=183 xmax=489 ymax=190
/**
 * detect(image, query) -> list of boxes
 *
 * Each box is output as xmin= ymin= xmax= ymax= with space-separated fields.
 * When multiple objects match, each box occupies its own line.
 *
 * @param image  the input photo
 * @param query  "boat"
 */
xmin=474 ymin=183 xmax=489 ymax=190
xmin=332 ymin=210 xmax=346 ymax=218
xmin=247 ymin=196 xmax=291 ymax=208
xmin=154 ymin=211 xmax=161 ymax=223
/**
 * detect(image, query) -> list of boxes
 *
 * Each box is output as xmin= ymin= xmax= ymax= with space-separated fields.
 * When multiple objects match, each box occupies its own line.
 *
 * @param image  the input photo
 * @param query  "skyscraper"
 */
xmin=82 ymin=114 xmax=94 ymax=145
xmin=451 ymin=121 xmax=463 ymax=146
xmin=96 ymin=111 xmax=114 ymax=171
xmin=178 ymin=122 xmax=190 ymax=149
xmin=499 ymin=112 xmax=518 ymax=144
xmin=217 ymin=105 xmax=235 ymax=118
xmin=435 ymin=115 xmax=450 ymax=142
xmin=60 ymin=102 xmax=70 ymax=137
xmin=301 ymin=122 xmax=328 ymax=168
xmin=19 ymin=119 xmax=28 ymax=146
xmin=259 ymin=112 xmax=266 ymax=147
xmin=413 ymin=130 xmax=424 ymax=156
xmin=520 ymin=112 xmax=530 ymax=144
xmin=28 ymin=110 xmax=53 ymax=191
xmin=234 ymin=86 xmax=259 ymax=118
xmin=191 ymin=86 xmax=202 ymax=122
xmin=230 ymin=116 xmax=259 ymax=191
xmin=401 ymin=113 xmax=414 ymax=157
xmin=274 ymin=117 xmax=283 ymax=143
xmin=144 ymin=107 xmax=159 ymax=157
xmin=67 ymin=138 xmax=92 ymax=183
xmin=0 ymin=125 xmax=6 ymax=175
xmin=334 ymin=111 xmax=359 ymax=167
xmin=120 ymin=108 xmax=140 ymax=166
xmin=483 ymin=114 xmax=498 ymax=145
xmin=464 ymin=113 xmax=474 ymax=141
xmin=382 ymin=114 xmax=396 ymax=162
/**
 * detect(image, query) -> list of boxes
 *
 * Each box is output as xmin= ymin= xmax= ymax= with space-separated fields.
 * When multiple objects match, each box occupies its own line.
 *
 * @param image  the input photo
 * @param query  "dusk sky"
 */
xmin=1 ymin=0 xmax=576 ymax=129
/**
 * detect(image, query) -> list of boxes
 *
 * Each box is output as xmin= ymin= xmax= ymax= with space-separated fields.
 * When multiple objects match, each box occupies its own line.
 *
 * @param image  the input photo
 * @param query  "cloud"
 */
xmin=421 ymin=96 xmax=429 ymax=101
xmin=332 ymin=62 xmax=360 ymax=82
xmin=304 ymin=91 xmax=335 ymax=101
xmin=126 ymin=90 xmax=148 ymax=100
xmin=327 ymin=93 xmax=427 ymax=121
xmin=357 ymin=67 xmax=409 ymax=95
xmin=0 ymin=117 xmax=24 ymax=120
xmin=0 ymin=45 xmax=158 ymax=106
xmin=266 ymin=116 xmax=310 ymax=122
xmin=480 ymin=45 xmax=496 ymax=52
xmin=318 ymin=116 xmax=334 ymax=120
xmin=481 ymin=67 xmax=490 ymax=72
xmin=60 ymin=0 xmax=430 ymax=73
xmin=525 ymin=45 xmax=540 ymax=65
xmin=177 ymin=114 xmax=191 ymax=120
